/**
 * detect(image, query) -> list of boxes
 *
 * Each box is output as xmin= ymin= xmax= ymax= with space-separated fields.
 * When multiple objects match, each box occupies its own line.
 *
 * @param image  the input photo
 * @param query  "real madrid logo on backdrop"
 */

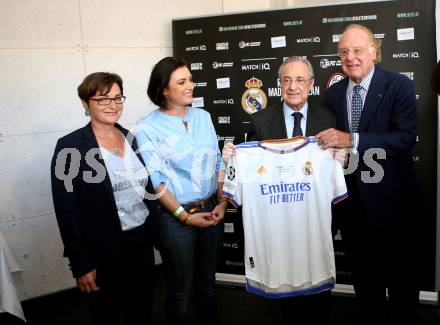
xmin=241 ymin=77 xmax=268 ymax=114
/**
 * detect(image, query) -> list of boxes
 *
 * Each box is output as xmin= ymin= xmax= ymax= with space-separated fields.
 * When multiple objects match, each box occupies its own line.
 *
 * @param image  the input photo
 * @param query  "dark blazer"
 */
xmin=247 ymin=101 xmax=336 ymax=141
xmin=323 ymin=66 xmax=418 ymax=225
xmin=51 ymin=122 xmax=159 ymax=278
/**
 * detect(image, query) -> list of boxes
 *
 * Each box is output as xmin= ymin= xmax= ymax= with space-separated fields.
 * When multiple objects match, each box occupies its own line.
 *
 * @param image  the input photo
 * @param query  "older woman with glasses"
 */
xmin=135 ymin=57 xmax=227 ymax=325
xmin=51 ymin=72 xmax=158 ymax=325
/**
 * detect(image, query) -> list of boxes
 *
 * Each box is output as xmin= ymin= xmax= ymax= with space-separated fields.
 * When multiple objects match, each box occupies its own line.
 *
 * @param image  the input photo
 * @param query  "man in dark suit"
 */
xmin=316 ymin=24 xmax=420 ymax=324
xmin=223 ymin=56 xmax=336 ymax=324
xmin=223 ymin=56 xmax=335 ymax=155
xmin=247 ymin=56 xmax=335 ymax=141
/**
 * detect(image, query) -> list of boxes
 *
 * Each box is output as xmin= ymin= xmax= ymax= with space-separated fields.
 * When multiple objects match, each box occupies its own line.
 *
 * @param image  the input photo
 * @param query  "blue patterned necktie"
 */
xmin=292 ymin=112 xmax=303 ymax=137
xmin=350 ymin=85 xmax=363 ymax=132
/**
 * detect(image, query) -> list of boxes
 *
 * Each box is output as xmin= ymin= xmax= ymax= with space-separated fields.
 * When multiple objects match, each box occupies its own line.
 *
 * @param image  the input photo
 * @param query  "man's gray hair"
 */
xmin=340 ymin=24 xmax=382 ymax=64
xmin=278 ymin=56 xmax=314 ymax=80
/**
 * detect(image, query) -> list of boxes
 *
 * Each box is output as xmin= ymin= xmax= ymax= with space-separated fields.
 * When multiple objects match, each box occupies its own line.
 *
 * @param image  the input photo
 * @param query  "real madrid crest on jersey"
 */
xmin=241 ymin=77 xmax=268 ymax=114
xmin=303 ymin=161 xmax=313 ymax=175
xmin=227 ymin=166 xmax=236 ymax=181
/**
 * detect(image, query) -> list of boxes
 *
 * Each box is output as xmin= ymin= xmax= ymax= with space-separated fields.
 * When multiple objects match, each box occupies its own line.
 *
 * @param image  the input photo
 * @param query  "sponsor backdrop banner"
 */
xmin=172 ymin=0 xmax=437 ymax=290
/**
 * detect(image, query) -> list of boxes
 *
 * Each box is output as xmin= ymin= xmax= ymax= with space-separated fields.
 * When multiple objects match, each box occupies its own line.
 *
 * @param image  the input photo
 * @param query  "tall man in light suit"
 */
xmin=223 ymin=56 xmax=336 ymax=323
xmin=316 ymin=24 xmax=420 ymax=324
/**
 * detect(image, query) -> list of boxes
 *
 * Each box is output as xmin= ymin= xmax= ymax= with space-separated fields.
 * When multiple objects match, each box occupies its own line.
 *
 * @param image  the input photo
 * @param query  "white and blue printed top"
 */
xmin=100 ymin=141 xmax=150 ymax=231
xmin=135 ymin=107 xmax=222 ymax=204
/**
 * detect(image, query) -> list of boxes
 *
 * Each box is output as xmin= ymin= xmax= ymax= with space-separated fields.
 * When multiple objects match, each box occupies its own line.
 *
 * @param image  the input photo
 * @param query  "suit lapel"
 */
xmin=306 ymin=104 xmax=318 ymax=136
xmin=83 ymin=123 xmax=119 ymax=214
xmin=360 ymin=67 xmax=385 ymax=132
xmin=270 ymin=102 xmax=288 ymax=139
xmin=336 ymin=79 xmax=350 ymax=132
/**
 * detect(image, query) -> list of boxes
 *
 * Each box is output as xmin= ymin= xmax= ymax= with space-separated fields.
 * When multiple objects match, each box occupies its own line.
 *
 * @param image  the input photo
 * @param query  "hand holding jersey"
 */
xmin=221 ymin=141 xmax=236 ymax=164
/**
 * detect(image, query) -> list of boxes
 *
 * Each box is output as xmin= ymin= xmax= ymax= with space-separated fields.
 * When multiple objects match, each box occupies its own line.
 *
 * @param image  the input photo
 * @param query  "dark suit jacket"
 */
xmin=247 ymin=101 xmax=336 ymax=141
xmin=51 ymin=122 xmax=159 ymax=278
xmin=323 ymin=66 xmax=418 ymax=226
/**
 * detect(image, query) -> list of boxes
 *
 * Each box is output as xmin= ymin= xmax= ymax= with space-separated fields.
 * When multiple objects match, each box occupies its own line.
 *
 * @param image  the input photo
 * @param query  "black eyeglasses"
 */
xmin=89 ymin=96 xmax=126 ymax=106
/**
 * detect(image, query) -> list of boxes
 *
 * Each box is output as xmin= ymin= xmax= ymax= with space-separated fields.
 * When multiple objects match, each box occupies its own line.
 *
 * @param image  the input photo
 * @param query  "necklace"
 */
xmin=112 ymin=145 xmax=122 ymax=157
xmin=92 ymin=124 xmax=124 ymax=156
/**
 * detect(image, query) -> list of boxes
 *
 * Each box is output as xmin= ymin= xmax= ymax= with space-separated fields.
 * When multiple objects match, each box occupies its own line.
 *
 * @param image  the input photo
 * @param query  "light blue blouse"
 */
xmin=135 ymin=107 xmax=222 ymax=204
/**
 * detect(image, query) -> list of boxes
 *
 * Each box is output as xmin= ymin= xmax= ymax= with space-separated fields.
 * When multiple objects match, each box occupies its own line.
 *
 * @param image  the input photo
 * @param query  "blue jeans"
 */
xmin=157 ymin=199 xmax=224 ymax=325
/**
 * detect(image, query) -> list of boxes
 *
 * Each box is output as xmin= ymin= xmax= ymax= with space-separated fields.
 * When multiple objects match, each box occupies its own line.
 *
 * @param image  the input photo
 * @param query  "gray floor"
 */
xmin=2 ymin=266 xmax=440 ymax=325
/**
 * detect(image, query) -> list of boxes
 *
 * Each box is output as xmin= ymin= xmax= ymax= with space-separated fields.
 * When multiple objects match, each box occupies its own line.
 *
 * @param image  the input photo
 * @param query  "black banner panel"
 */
xmin=172 ymin=0 xmax=437 ymax=290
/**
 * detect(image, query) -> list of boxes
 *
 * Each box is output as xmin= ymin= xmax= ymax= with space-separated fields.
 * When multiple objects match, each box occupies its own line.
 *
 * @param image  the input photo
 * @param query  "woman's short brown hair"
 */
xmin=77 ymin=72 xmax=123 ymax=102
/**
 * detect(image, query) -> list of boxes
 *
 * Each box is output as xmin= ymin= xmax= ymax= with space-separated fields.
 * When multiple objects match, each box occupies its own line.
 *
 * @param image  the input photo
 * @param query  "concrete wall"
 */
xmin=0 ymin=0 xmax=432 ymax=300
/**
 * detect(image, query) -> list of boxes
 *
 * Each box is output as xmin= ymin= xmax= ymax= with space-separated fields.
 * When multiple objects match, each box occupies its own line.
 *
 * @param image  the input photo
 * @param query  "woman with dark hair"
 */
xmin=51 ymin=72 xmax=158 ymax=325
xmin=135 ymin=57 xmax=226 ymax=325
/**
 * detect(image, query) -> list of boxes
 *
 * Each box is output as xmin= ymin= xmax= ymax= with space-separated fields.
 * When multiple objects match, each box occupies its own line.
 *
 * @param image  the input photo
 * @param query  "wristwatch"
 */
xmin=349 ymin=133 xmax=354 ymax=147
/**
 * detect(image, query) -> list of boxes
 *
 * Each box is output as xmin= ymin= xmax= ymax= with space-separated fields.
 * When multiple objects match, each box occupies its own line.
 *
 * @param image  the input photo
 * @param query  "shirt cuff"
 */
xmin=149 ymin=171 xmax=169 ymax=190
xmin=351 ymin=132 xmax=359 ymax=154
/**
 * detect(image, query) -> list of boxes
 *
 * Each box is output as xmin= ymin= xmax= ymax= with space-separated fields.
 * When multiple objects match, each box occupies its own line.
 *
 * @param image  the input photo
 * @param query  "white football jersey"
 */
xmin=223 ymin=137 xmax=347 ymax=298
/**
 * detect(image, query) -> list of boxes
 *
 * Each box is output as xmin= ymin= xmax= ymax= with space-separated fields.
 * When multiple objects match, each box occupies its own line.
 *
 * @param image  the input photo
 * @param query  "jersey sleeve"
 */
xmin=331 ymin=157 xmax=348 ymax=204
xmin=222 ymin=156 xmax=242 ymax=207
